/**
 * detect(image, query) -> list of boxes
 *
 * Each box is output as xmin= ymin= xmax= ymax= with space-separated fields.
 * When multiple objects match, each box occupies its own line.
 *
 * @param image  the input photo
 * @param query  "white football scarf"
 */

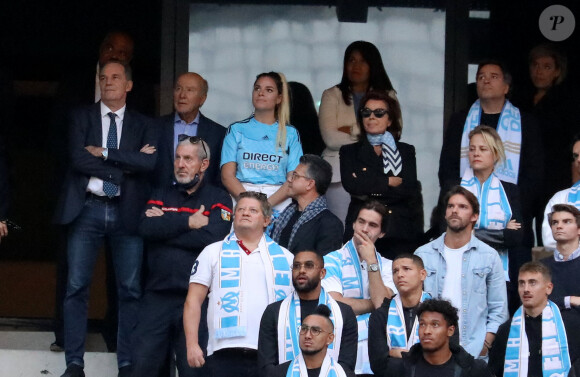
xmin=215 ymin=232 xmax=292 ymax=339
xmin=386 ymin=292 xmax=431 ymax=350
xmin=460 ymin=99 xmax=522 ymax=184
xmin=286 ymin=352 xmax=347 ymax=377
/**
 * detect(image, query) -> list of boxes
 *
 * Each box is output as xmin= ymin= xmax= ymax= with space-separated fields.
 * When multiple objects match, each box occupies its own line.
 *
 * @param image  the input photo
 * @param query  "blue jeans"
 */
xmin=64 ymin=197 xmax=143 ymax=368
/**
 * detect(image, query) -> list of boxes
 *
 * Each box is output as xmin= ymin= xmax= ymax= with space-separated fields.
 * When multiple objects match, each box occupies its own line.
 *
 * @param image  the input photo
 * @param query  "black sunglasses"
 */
xmin=178 ymin=134 xmax=208 ymax=158
xmin=360 ymin=108 xmax=389 ymax=118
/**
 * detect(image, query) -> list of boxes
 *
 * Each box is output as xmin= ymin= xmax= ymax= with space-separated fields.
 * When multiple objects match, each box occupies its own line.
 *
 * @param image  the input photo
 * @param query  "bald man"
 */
xmin=155 ymin=72 xmax=226 ymax=188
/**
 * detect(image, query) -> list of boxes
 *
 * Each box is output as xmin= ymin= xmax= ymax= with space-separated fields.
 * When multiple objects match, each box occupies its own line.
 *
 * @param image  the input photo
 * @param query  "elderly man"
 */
xmin=184 ymin=191 xmax=294 ymax=377
xmin=131 ymin=136 xmax=232 ymax=376
xmin=272 ymin=305 xmax=355 ymax=377
xmin=270 ymin=154 xmax=343 ymax=254
xmin=54 ymin=60 xmax=157 ymax=377
xmin=415 ymin=185 xmax=508 ymax=358
xmin=323 ymin=200 xmax=397 ymax=375
xmin=156 ymin=72 xmax=225 ymax=188
xmin=258 ymin=250 xmax=357 ymax=376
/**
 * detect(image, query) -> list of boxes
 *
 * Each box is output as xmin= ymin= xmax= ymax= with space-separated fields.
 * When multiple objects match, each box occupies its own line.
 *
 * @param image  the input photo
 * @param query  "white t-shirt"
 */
xmin=190 ymin=235 xmax=294 ymax=355
xmin=442 ymin=243 xmax=469 ymax=328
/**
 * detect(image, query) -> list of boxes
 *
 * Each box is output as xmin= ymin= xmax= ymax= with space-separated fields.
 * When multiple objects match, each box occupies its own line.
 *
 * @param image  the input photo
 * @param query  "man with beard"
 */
xmin=131 ymin=136 xmax=232 ymax=376
xmin=272 ymin=305 xmax=356 ymax=377
xmin=258 ymin=250 xmax=358 ymax=376
xmin=415 ymin=186 xmax=508 ymax=359
xmin=385 ymin=299 xmax=491 ymax=377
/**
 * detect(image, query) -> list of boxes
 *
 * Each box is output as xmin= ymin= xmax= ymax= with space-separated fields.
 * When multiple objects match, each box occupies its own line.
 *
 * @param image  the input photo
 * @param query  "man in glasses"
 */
xmin=323 ymin=200 xmax=397 ymax=375
xmin=155 ymin=72 xmax=226 ymax=188
xmin=272 ymin=305 xmax=355 ymax=377
xmin=270 ymin=154 xmax=343 ymax=255
xmin=258 ymin=250 xmax=357 ymax=376
xmin=184 ymin=191 xmax=294 ymax=377
xmin=131 ymin=136 xmax=232 ymax=376
xmin=542 ymin=134 xmax=580 ymax=249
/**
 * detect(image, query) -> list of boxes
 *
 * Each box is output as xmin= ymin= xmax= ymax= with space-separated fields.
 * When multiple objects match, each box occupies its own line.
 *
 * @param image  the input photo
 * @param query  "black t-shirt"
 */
xmin=480 ymin=112 xmax=501 ymax=128
xmin=414 ymin=355 xmax=457 ymax=377
xmin=279 ymin=211 xmax=302 ymax=249
xmin=307 ymin=367 xmax=321 ymax=377
xmin=525 ymin=314 xmax=542 ymax=377
xmin=403 ymin=305 xmax=419 ymax=340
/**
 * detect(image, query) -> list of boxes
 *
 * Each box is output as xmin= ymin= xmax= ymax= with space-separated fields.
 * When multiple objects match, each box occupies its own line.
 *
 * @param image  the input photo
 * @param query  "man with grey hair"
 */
xmin=156 ymin=72 xmax=226 ymax=188
xmin=270 ymin=154 xmax=343 ymax=255
xmin=132 ymin=136 xmax=232 ymax=376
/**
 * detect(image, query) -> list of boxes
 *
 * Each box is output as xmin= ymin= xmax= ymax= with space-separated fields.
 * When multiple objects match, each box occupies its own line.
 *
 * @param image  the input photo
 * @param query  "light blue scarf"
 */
xmin=386 ymin=292 xmax=431 ymax=350
xmin=286 ymin=353 xmax=347 ymax=377
xmin=460 ymin=99 xmax=522 ymax=184
xmin=504 ymin=301 xmax=570 ymax=377
xmin=215 ymin=232 xmax=292 ymax=339
xmin=567 ymin=180 xmax=580 ymax=209
xmin=277 ymin=288 xmax=343 ymax=364
xmin=462 ymin=168 xmax=512 ymax=280
xmin=367 ymin=132 xmax=402 ymax=176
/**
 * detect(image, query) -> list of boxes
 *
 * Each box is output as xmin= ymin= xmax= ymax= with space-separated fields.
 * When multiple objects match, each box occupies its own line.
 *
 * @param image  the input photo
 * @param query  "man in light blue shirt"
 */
xmin=415 ymin=185 xmax=508 ymax=359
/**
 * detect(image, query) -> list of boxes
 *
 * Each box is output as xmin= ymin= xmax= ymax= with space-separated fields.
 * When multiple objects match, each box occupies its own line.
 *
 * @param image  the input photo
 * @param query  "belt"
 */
xmin=87 ymin=193 xmax=120 ymax=203
xmin=213 ymin=348 xmax=257 ymax=357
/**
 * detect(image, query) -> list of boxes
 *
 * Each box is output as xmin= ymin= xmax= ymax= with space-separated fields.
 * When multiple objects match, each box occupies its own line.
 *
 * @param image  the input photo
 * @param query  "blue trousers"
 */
xmin=64 ymin=197 xmax=142 ymax=368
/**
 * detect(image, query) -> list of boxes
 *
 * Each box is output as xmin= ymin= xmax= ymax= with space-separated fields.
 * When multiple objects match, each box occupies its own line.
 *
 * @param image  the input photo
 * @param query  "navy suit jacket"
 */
xmin=54 ymin=102 xmax=157 ymax=233
xmin=154 ymin=112 xmax=226 ymax=188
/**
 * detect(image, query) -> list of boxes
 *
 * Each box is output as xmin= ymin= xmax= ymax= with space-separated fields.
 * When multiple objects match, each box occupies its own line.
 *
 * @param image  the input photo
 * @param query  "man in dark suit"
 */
xmin=54 ymin=60 xmax=157 ymax=377
xmin=155 ymin=72 xmax=225 ymax=188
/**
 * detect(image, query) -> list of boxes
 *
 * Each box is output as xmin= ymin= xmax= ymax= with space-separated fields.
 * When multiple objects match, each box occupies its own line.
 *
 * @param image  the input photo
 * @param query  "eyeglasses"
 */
xmin=298 ymin=325 xmax=330 ymax=336
xmin=178 ymin=134 xmax=208 ymax=159
xmin=287 ymin=171 xmax=312 ymax=182
xmin=360 ymin=108 xmax=389 ymax=118
xmin=291 ymin=261 xmax=319 ymax=271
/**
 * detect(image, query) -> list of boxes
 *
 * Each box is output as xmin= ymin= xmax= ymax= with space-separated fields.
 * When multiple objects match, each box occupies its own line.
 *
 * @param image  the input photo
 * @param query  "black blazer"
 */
xmin=53 ymin=102 xmax=157 ymax=233
xmin=340 ymin=139 xmax=422 ymax=240
xmin=0 ymin=133 xmax=9 ymax=219
xmin=154 ymin=112 xmax=226 ymax=188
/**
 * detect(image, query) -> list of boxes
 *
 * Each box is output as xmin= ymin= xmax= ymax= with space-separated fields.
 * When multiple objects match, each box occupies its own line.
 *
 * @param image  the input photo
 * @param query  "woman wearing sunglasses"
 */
xmin=221 ymin=72 xmax=303 ymax=213
xmin=339 ymin=91 xmax=421 ymax=259
xmin=319 ymin=41 xmax=401 ymax=226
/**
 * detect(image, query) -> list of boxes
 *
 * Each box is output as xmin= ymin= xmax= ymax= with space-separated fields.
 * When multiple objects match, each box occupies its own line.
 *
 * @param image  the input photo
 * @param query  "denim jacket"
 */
xmin=414 ymin=233 xmax=508 ymax=357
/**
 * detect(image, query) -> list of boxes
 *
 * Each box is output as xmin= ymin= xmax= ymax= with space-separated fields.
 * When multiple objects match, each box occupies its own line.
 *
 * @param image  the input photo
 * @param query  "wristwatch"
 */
xmin=101 ymin=148 xmax=108 ymax=160
xmin=368 ymin=263 xmax=379 ymax=272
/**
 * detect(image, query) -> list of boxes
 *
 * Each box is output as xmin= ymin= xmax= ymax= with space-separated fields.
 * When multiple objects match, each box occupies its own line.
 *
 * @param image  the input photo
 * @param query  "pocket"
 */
xmin=472 ymin=267 xmax=491 ymax=294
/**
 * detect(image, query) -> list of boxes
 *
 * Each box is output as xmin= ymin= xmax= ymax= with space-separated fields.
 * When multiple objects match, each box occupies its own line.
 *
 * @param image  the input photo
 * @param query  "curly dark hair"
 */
xmin=357 ymin=90 xmax=403 ymax=140
xmin=417 ymin=299 xmax=459 ymax=329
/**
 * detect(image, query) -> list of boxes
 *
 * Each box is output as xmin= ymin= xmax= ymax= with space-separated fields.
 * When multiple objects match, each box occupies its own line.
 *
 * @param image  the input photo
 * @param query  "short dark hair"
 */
xmin=519 ymin=261 xmax=551 ymax=282
xmin=357 ymin=200 xmax=388 ymax=233
xmin=443 ymin=186 xmax=480 ymax=216
xmin=308 ymin=304 xmax=334 ymax=331
xmin=237 ymin=191 xmax=272 ymax=219
xmin=393 ymin=253 xmax=424 ymax=269
xmin=571 ymin=133 xmax=580 ymax=162
xmin=100 ymin=59 xmax=133 ymax=81
xmin=476 ymin=59 xmax=512 ymax=87
xmin=357 ymin=90 xmax=403 ymax=140
xmin=417 ymin=299 xmax=459 ymax=329
xmin=300 ymin=154 xmax=332 ymax=195
xmin=548 ymin=204 xmax=580 ymax=227
xmin=294 ymin=250 xmax=324 ymax=267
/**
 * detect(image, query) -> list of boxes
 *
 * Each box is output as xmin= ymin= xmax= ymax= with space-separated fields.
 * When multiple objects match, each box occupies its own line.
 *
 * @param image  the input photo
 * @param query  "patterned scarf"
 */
xmin=462 ymin=168 xmax=512 ymax=279
xmin=286 ymin=353 xmax=347 ymax=377
xmin=367 ymin=132 xmax=402 ymax=176
xmin=215 ymin=232 xmax=292 ymax=339
xmin=504 ymin=301 xmax=570 ymax=377
xmin=386 ymin=292 xmax=431 ymax=350
xmin=277 ymin=288 xmax=343 ymax=364
xmin=567 ymin=180 xmax=580 ymax=209
xmin=271 ymin=196 xmax=329 ymax=250
xmin=460 ymin=99 xmax=522 ymax=184
xmin=324 ymin=239 xmax=385 ymax=374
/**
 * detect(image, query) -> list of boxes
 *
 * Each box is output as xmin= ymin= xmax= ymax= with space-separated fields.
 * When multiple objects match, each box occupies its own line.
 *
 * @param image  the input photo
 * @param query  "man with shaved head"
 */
xmin=155 ymin=72 xmax=226 ymax=188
